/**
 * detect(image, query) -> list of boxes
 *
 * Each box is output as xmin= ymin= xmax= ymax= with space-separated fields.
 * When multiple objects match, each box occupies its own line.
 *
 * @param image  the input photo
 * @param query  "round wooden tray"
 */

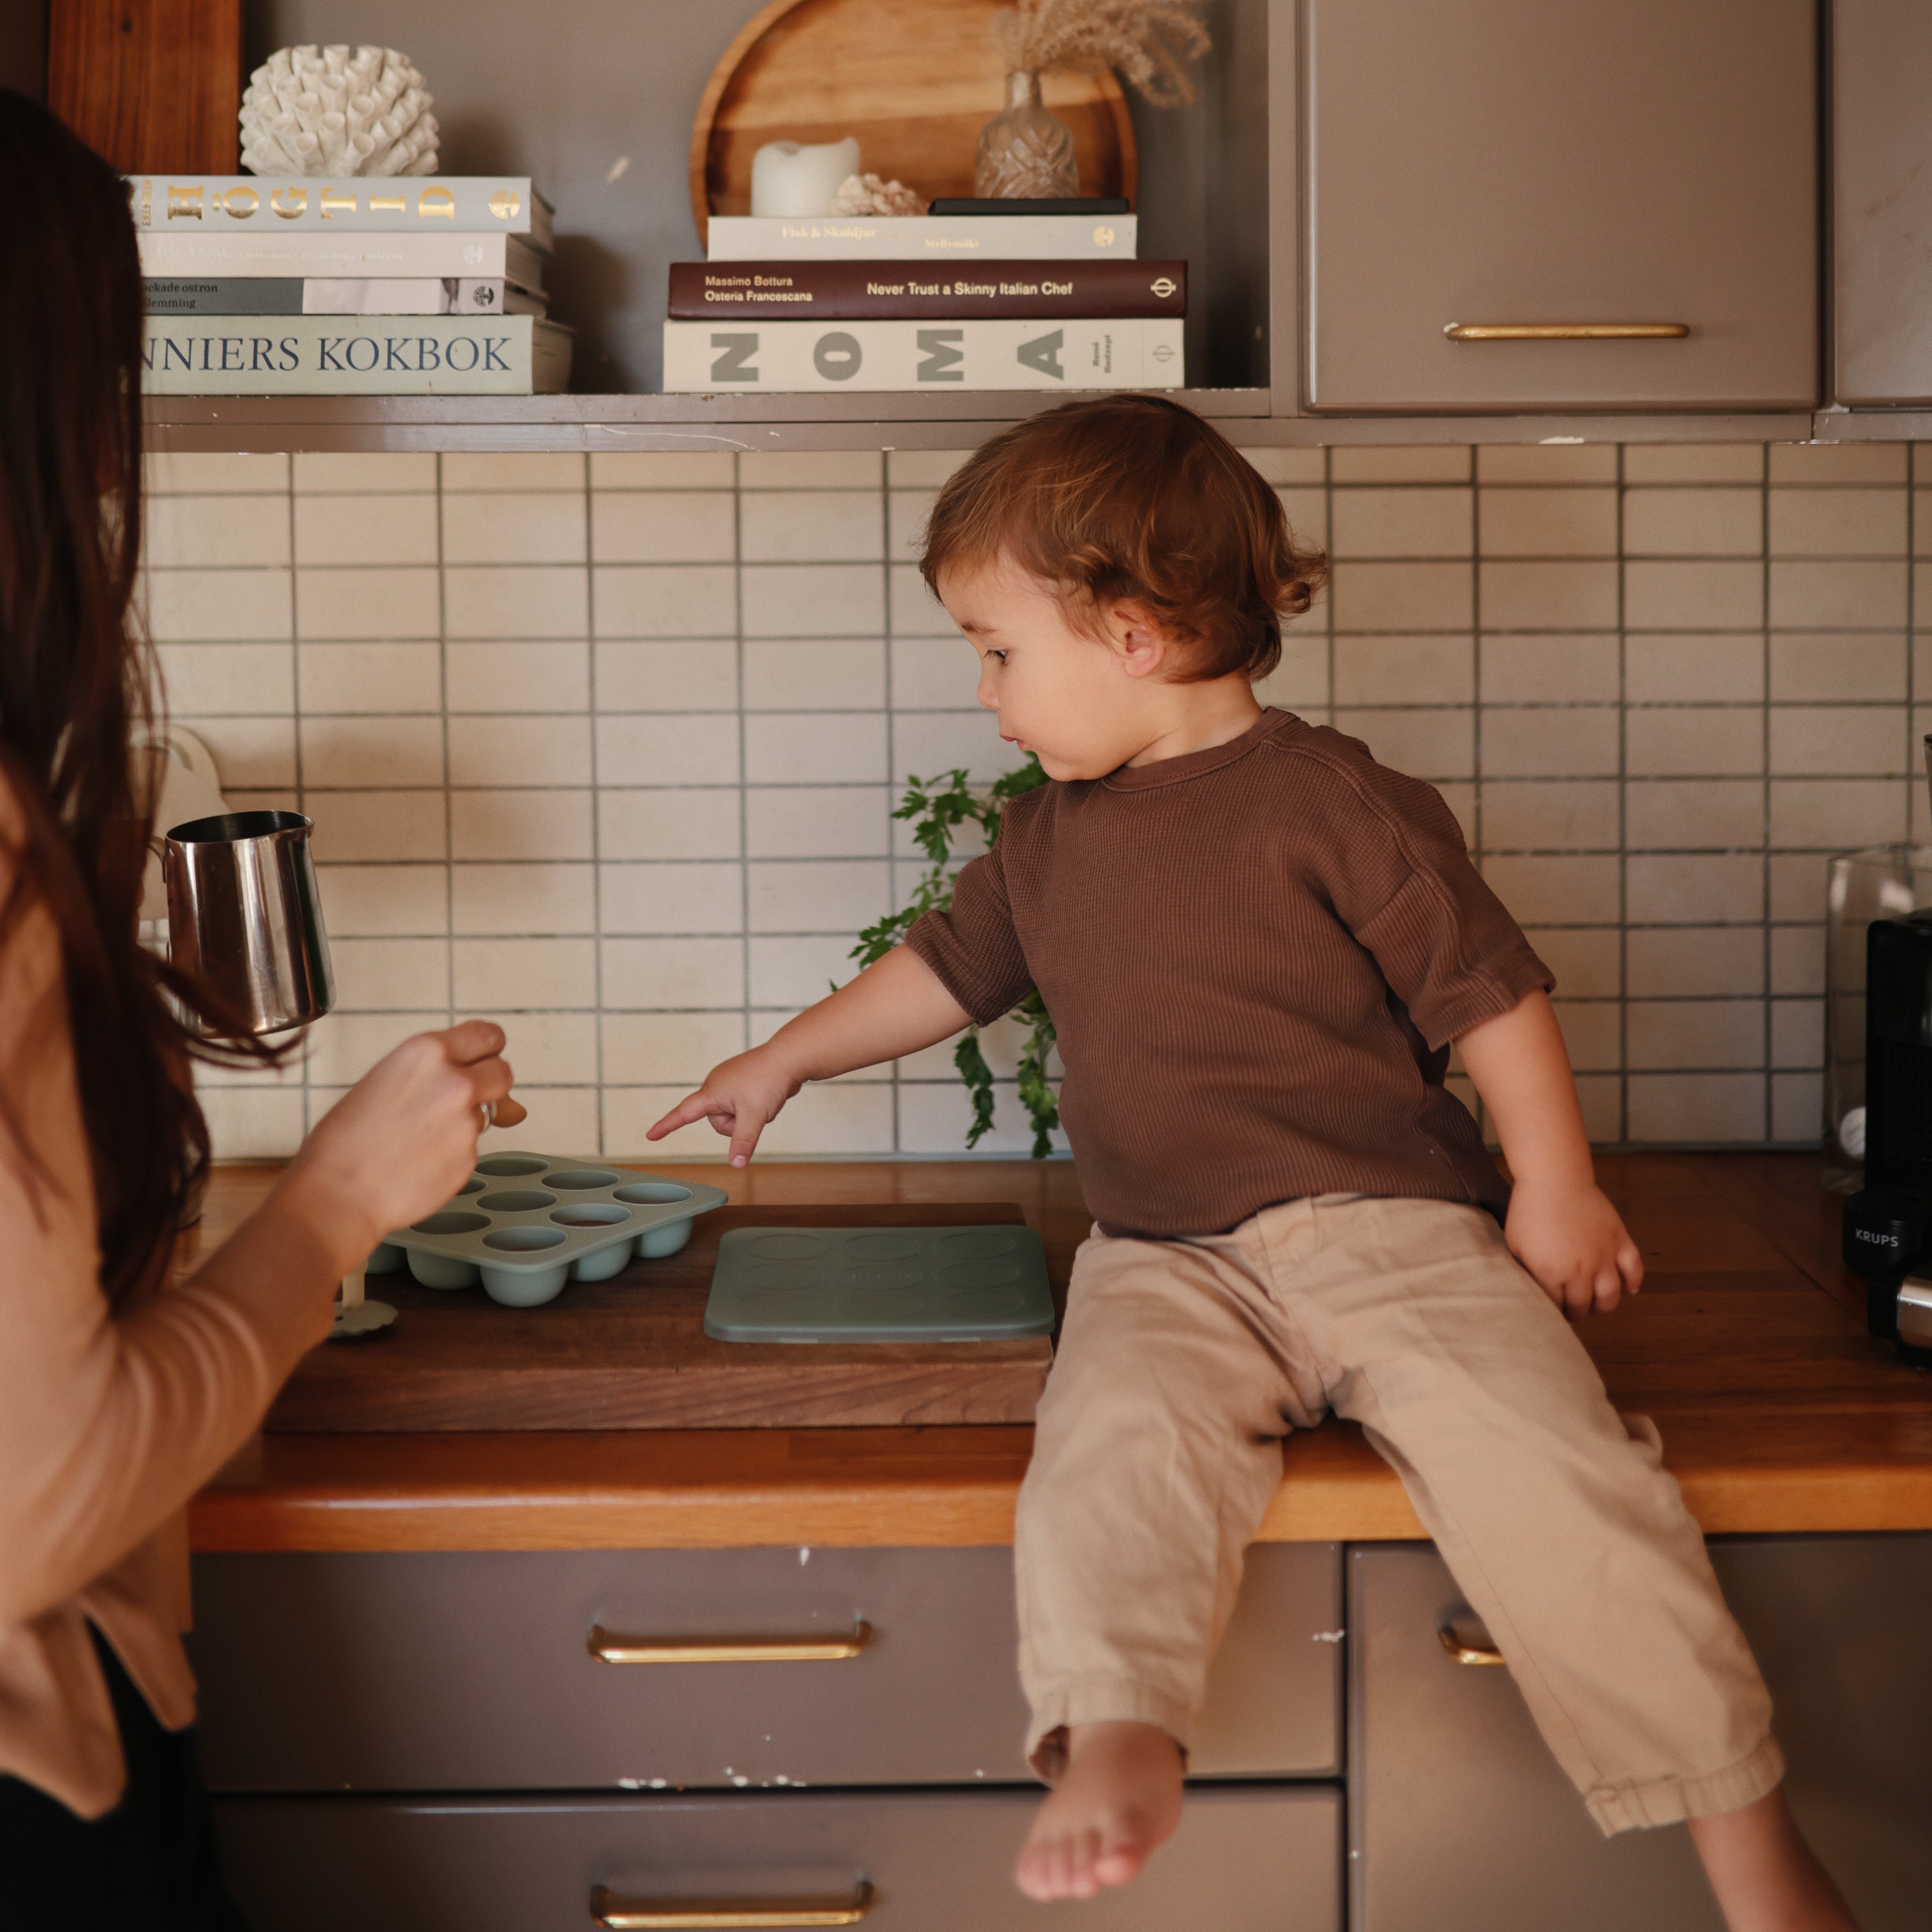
xmin=689 ymin=0 xmax=1137 ymax=244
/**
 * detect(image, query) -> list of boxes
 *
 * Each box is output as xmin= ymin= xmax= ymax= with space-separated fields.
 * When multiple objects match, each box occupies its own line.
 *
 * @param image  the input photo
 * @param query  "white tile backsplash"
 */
xmin=446 ymin=640 xmax=592 ymax=712
xmin=147 ymin=444 xmax=1917 ymax=1160
xmin=449 ymin=787 xmax=594 ymax=862
xmin=441 ymin=451 xmax=585 ymax=493
xmin=601 ymin=936 xmax=746 ymax=1009
xmin=300 ymin=714 xmax=444 ymax=788
xmin=1623 ymin=558 xmax=1765 ymax=630
xmin=146 ymin=567 xmax=293 ymax=641
xmin=307 ymin=790 xmax=447 ymax=864
xmin=444 ymin=564 xmax=589 ymax=639
xmin=598 ymin=712 xmax=741 ymax=786
xmin=1477 ymin=487 xmax=1618 ymax=558
xmin=147 ymin=494 xmax=292 ymax=569
xmin=295 ymin=565 xmax=439 ymax=639
xmin=452 ymin=935 xmax=597 ymax=1010
xmin=598 ymin=786 xmax=741 ymax=861
xmin=739 ymin=490 xmax=885 ymax=563
xmin=155 ymin=641 xmax=293 ymax=714
xmin=594 ymin=639 xmax=738 ymax=712
xmin=447 ymin=714 xmax=594 ymax=788
xmin=740 ymin=562 xmax=885 ymax=637
xmin=592 ymin=564 xmax=737 ymax=638
xmin=292 ymin=451 xmax=436 ymax=493
xmin=451 ymin=863 xmax=596 ymax=936
xmin=600 ymin=860 xmax=745 ymax=936
xmin=743 ymin=710 xmax=888 ymax=786
xmin=441 ymin=491 xmax=588 ymax=566
xmin=295 ymin=492 xmax=439 ymax=566
xmin=298 ymin=639 xmax=443 ymax=714
xmin=592 ymin=491 xmax=737 ymax=565
xmin=317 ymin=863 xmax=450 ymax=936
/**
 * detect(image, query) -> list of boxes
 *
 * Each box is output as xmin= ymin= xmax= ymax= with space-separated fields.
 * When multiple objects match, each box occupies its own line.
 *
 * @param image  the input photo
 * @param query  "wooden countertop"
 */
xmin=185 ymin=1153 xmax=1932 ymax=1553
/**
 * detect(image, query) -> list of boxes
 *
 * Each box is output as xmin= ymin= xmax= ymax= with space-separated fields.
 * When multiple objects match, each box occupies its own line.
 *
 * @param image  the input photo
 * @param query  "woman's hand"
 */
xmin=647 ymin=1045 xmax=802 ymax=1168
xmin=273 ymin=1021 xmax=525 ymax=1273
xmin=1504 ymin=1176 xmax=1643 ymax=1318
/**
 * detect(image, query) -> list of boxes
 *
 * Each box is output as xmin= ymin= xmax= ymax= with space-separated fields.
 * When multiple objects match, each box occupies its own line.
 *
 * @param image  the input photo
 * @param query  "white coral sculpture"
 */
xmin=992 ymin=0 xmax=1211 ymax=106
xmin=831 ymin=172 xmax=928 ymax=216
xmin=240 ymin=45 xmax=440 ymax=177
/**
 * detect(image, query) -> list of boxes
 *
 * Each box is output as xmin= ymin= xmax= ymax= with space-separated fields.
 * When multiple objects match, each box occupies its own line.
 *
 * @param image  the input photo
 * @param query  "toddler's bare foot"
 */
xmin=1015 ymin=1720 xmax=1185 ymax=1902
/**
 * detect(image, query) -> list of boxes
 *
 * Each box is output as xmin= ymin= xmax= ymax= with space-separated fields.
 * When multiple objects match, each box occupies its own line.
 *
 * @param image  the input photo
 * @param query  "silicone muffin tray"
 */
xmin=703 ymin=1224 xmax=1054 ymax=1343
xmin=365 ymin=1151 xmax=728 ymax=1309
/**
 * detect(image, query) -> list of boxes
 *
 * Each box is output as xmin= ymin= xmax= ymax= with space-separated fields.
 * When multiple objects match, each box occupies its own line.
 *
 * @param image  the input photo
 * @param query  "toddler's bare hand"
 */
xmin=647 ymin=1046 xmax=802 ymax=1167
xmin=1504 ymin=1177 xmax=1642 ymax=1317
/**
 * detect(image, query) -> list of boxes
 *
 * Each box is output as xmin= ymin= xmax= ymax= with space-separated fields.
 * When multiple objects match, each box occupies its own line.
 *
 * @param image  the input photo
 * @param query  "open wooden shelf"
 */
xmin=141 ymin=393 xmax=1824 ymax=455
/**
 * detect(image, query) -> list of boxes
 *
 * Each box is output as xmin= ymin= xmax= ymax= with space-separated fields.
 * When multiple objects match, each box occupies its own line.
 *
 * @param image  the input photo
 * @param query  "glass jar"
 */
xmin=1826 ymin=844 xmax=1932 ymax=1188
xmin=974 ymin=71 xmax=1079 ymax=200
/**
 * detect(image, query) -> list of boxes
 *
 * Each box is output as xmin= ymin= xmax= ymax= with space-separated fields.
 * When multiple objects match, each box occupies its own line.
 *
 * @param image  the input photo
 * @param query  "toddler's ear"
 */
xmin=1102 ymin=598 xmax=1173 ymax=680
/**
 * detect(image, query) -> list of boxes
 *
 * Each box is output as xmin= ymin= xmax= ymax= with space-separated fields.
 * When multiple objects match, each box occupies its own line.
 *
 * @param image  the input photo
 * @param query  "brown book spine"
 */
xmin=668 ymin=260 xmax=1186 ymax=321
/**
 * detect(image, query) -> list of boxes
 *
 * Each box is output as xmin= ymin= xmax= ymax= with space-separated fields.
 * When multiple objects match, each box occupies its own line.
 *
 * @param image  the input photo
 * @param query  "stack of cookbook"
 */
xmin=663 ymin=198 xmax=1184 ymax=393
xmin=131 ymin=174 xmax=571 ymax=394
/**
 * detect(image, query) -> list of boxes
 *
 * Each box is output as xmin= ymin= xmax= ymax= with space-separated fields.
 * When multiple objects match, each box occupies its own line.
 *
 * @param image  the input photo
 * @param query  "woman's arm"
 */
xmin=1455 ymin=989 xmax=1643 ymax=1317
xmin=0 ymin=853 xmax=518 ymax=1626
xmin=649 ymin=944 xmax=972 ymax=1165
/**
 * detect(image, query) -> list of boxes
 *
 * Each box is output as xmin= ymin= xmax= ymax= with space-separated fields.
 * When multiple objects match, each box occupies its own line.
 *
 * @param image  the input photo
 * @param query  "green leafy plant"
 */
xmin=846 ymin=756 xmax=1061 ymax=1157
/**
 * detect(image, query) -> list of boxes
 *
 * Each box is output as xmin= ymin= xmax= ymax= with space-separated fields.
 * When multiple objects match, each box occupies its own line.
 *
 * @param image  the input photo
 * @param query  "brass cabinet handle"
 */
xmin=587 ymin=1622 xmax=875 ymax=1665
xmin=591 ymin=1882 xmax=875 ymax=1927
xmin=1438 ymin=1622 xmax=1506 ymax=1666
xmin=1443 ymin=322 xmax=1689 ymax=341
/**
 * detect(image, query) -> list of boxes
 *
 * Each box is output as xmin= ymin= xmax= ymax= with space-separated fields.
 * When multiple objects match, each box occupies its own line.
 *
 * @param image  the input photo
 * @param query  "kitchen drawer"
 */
xmin=189 ymin=1542 xmax=1341 ymax=1792
xmin=212 ymin=1786 xmax=1343 ymax=1932
xmin=1349 ymin=1537 xmax=1932 ymax=1932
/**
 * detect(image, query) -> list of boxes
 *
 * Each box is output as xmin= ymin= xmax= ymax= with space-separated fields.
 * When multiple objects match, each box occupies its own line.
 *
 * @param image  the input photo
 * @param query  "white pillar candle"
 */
xmin=750 ymin=137 xmax=861 ymax=218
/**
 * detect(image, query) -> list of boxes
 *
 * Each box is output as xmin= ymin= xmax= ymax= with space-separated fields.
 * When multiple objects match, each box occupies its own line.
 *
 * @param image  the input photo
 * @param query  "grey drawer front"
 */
xmin=213 ymin=1786 xmax=1342 ymax=1932
xmin=190 ymin=1542 xmax=1340 ymax=1792
xmin=1350 ymin=1537 xmax=1932 ymax=1932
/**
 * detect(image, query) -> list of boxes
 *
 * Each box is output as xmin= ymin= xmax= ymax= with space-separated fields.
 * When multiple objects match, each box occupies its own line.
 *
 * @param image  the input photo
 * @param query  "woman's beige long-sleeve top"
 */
xmin=0 ymin=792 xmax=332 ymax=1818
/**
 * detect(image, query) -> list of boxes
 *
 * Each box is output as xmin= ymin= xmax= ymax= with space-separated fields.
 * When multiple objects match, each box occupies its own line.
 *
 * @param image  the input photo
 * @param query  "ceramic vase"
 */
xmin=974 ymin=71 xmax=1079 ymax=199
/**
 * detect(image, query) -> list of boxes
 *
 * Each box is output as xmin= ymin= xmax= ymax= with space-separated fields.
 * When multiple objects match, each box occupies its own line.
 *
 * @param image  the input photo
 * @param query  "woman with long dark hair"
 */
xmin=0 ymin=90 xmax=526 ymax=1926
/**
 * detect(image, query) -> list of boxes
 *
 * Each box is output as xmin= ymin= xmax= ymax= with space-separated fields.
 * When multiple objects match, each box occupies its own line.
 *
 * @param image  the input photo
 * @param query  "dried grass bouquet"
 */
xmin=992 ymin=0 xmax=1213 ymax=106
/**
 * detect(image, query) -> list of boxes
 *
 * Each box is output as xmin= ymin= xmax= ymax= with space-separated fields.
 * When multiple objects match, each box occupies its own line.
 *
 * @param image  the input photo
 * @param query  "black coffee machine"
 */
xmin=1842 ymin=738 xmax=1932 ymax=1363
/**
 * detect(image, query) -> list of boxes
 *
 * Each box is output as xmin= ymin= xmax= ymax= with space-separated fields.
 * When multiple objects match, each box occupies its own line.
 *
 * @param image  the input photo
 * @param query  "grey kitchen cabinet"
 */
xmin=209 ymin=1786 xmax=1343 ymax=1932
xmin=1349 ymin=1536 xmax=1932 ymax=1932
xmin=187 ymin=1542 xmax=1342 ymax=1792
xmin=1301 ymin=0 xmax=1818 ymax=413
xmin=1833 ymin=0 xmax=1932 ymax=404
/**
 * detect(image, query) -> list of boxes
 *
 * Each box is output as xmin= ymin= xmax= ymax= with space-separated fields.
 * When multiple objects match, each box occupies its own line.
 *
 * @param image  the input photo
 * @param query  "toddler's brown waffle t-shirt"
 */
xmin=905 ymin=708 xmax=1553 ymax=1239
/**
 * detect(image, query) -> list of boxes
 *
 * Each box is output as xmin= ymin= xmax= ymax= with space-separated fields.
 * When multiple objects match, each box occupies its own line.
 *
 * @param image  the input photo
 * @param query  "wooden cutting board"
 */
xmin=690 ymin=0 xmax=1137 ymax=242
xmin=265 ymin=1202 xmax=1054 ymax=1433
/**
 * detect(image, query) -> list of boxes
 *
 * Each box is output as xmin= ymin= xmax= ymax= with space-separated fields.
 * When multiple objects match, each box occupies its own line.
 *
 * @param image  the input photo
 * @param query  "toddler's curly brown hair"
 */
xmin=918 ymin=393 xmax=1327 ymax=683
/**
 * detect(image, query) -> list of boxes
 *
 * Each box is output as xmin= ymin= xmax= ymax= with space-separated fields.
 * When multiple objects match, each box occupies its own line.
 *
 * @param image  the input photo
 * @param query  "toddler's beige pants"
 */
xmin=1015 ymin=1191 xmax=1783 ymax=1834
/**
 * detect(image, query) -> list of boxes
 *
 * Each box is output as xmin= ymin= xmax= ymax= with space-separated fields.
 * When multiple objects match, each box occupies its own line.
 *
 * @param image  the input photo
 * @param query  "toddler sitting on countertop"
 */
xmin=649 ymin=395 xmax=1857 ymax=1930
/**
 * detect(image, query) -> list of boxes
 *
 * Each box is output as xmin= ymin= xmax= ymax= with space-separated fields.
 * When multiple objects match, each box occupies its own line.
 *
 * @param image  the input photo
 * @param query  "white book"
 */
xmin=126 ymin=175 xmax=554 ymax=251
xmin=302 ymin=278 xmax=545 ymax=316
xmin=662 ymin=317 xmax=1182 ymax=392
xmin=138 ymin=229 xmax=546 ymax=288
xmin=141 ymin=315 xmax=573 ymax=395
xmin=145 ymin=277 xmax=544 ymax=316
xmin=705 ymin=214 xmax=1137 ymax=261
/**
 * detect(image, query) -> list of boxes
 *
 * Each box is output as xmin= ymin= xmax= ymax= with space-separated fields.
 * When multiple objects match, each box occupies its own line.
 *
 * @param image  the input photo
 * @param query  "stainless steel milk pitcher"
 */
xmin=162 ymin=810 xmax=335 ymax=1036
